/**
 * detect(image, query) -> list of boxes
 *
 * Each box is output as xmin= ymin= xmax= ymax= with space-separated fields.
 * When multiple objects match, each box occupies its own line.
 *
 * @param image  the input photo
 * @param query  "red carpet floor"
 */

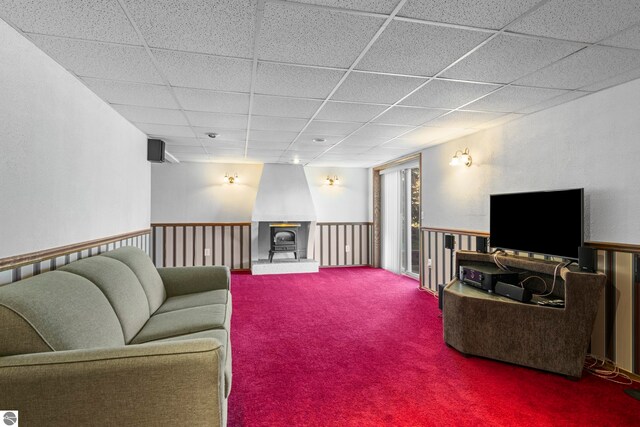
xmin=228 ymin=267 xmax=639 ymax=426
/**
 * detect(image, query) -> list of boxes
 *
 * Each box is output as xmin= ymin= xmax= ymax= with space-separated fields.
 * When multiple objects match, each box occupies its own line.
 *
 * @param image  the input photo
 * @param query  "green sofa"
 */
xmin=0 ymin=246 xmax=232 ymax=426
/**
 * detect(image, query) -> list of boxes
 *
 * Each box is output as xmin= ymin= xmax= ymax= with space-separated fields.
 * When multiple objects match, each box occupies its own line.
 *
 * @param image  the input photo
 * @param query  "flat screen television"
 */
xmin=490 ymin=188 xmax=584 ymax=260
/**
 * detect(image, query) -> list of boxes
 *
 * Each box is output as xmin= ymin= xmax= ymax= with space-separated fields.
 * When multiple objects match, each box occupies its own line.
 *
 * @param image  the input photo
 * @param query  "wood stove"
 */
xmin=269 ymin=223 xmax=300 ymax=262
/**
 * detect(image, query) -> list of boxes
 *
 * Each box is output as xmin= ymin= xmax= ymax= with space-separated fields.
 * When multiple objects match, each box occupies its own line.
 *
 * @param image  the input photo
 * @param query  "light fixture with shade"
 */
xmin=325 ymin=175 xmax=339 ymax=186
xmin=450 ymin=148 xmax=472 ymax=167
xmin=224 ymin=172 xmax=238 ymax=184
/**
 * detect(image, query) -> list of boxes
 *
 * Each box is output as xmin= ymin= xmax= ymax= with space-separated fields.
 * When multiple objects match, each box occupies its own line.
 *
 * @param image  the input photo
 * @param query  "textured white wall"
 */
xmin=421 ymin=77 xmax=640 ymax=244
xmin=151 ymin=162 xmax=263 ymax=223
xmin=0 ymin=20 xmax=150 ymax=258
xmin=151 ymin=164 xmax=371 ymax=223
xmin=305 ymin=166 xmax=371 ymax=222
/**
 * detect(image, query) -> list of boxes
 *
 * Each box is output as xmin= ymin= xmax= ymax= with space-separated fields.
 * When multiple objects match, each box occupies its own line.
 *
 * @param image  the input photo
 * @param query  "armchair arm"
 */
xmin=0 ymin=339 xmax=225 ymax=427
xmin=158 ymin=266 xmax=230 ymax=297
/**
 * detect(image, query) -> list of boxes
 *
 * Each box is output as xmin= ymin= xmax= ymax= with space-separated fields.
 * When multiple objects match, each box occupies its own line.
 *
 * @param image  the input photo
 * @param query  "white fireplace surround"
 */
xmin=251 ymin=164 xmax=318 ymax=269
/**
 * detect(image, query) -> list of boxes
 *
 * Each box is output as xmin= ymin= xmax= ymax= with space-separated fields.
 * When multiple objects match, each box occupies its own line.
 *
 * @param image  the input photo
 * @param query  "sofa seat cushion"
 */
xmin=155 ymin=290 xmax=229 ymax=314
xmin=131 ymin=304 xmax=229 ymax=344
xmin=156 ymin=330 xmax=232 ymax=397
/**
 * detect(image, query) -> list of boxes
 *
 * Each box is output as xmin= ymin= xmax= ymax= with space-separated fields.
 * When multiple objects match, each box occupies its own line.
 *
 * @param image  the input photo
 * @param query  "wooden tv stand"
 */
xmin=443 ymin=251 xmax=606 ymax=379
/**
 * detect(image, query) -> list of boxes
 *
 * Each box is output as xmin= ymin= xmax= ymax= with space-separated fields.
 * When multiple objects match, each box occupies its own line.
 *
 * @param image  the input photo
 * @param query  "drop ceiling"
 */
xmin=2 ymin=0 xmax=640 ymax=167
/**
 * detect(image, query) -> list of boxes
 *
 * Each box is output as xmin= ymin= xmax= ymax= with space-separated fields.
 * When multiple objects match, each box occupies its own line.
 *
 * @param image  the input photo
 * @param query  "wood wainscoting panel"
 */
xmin=314 ymin=223 xmax=372 ymax=268
xmin=151 ymin=223 xmax=251 ymax=271
xmin=0 ymin=229 xmax=151 ymax=286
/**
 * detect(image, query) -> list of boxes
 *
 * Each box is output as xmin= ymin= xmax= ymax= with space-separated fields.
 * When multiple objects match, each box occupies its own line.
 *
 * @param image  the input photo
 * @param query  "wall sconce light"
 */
xmin=449 ymin=148 xmax=472 ymax=167
xmin=325 ymin=175 xmax=339 ymax=186
xmin=224 ymin=172 xmax=238 ymax=184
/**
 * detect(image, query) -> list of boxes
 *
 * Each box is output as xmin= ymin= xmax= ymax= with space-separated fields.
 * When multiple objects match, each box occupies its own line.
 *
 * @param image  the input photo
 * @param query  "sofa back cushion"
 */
xmin=0 ymin=271 xmax=124 ymax=356
xmin=101 ymin=247 xmax=166 ymax=314
xmin=61 ymin=256 xmax=150 ymax=343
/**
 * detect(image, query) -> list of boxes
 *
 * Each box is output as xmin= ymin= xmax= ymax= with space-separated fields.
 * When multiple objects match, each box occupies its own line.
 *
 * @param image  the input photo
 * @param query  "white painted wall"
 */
xmin=421 ymin=77 xmax=640 ymax=244
xmin=305 ymin=166 xmax=371 ymax=222
xmin=0 ymin=20 xmax=150 ymax=258
xmin=151 ymin=162 xmax=263 ymax=222
xmin=152 ymin=164 xmax=371 ymax=223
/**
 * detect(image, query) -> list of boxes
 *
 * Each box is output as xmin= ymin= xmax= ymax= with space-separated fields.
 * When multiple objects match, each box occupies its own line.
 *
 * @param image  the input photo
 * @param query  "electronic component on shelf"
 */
xmin=494 ymin=281 xmax=532 ymax=303
xmin=459 ymin=265 xmax=519 ymax=292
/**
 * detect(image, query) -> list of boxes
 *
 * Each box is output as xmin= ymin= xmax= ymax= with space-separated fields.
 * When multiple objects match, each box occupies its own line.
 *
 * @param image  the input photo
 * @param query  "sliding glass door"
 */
xmin=400 ymin=167 xmax=420 ymax=278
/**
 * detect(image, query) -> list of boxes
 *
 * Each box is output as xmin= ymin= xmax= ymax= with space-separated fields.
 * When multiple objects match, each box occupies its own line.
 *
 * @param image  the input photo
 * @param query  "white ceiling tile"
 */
xmin=250 ymin=116 xmax=308 ymax=132
xmin=580 ymin=68 xmax=640 ymax=92
xmin=288 ymin=0 xmax=397 ymax=13
xmin=247 ymin=149 xmax=286 ymax=157
xmin=173 ymin=88 xmax=249 ymax=114
xmin=381 ymin=138 xmax=433 ymax=150
xmin=160 ymin=137 xmax=203 ymax=146
xmin=465 ymin=86 xmax=570 ymax=112
xmin=249 ymin=140 xmax=297 ymax=150
xmin=258 ymin=2 xmax=384 ymax=67
xmin=399 ymin=0 xmax=540 ymax=30
xmin=207 ymin=147 xmax=246 ymax=158
xmin=205 ymin=139 xmax=246 ymax=150
xmin=192 ymin=128 xmax=246 ymax=142
xmin=252 ymin=95 xmax=323 ymax=118
xmin=112 ymin=105 xmax=188 ymax=126
xmin=185 ymin=111 xmax=247 ymax=129
xmin=373 ymin=106 xmax=446 ymax=126
xmin=136 ymin=123 xmax=195 ymax=138
xmin=297 ymin=134 xmax=345 ymax=146
xmin=332 ymin=72 xmax=427 ymax=104
xmin=166 ymin=144 xmax=207 ymax=154
xmin=441 ymin=34 xmax=585 ymax=84
xmin=471 ymin=113 xmax=524 ymax=129
xmin=316 ymin=101 xmax=388 ymax=122
xmin=508 ymin=0 xmax=640 ymax=43
xmin=516 ymin=91 xmax=590 ymax=113
xmin=121 ymin=0 xmax=255 ymax=58
xmin=172 ymin=153 xmax=211 ymax=162
xmin=341 ymin=135 xmax=391 ymax=147
xmin=353 ymin=123 xmax=415 ymax=139
xmin=29 ymin=35 xmax=163 ymax=83
xmin=516 ymin=46 xmax=640 ymax=90
xmin=1 ymin=0 xmax=139 ymax=44
xmin=425 ymin=111 xmax=505 ymax=128
xmin=255 ymin=62 xmax=345 ymax=98
xmin=326 ymin=144 xmax=370 ymax=154
xmin=357 ymin=21 xmax=489 ymax=76
xmin=397 ymin=126 xmax=473 ymax=145
xmin=304 ymin=120 xmax=362 ymax=136
xmin=602 ymin=24 xmax=640 ymax=50
xmin=400 ymin=79 xmax=500 ymax=109
xmin=81 ymin=78 xmax=178 ymax=108
xmin=249 ymin=130 xmax=299 ymax=143
xmin=153 ymin=49 xmax=252 ymax=92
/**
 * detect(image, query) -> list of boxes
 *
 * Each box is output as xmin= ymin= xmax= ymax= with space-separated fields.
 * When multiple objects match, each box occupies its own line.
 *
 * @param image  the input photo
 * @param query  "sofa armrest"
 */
xmin=158 ymin=266 xmax=230 ymax=297
xmin=0 ymin=339 xmax=226 ymax=427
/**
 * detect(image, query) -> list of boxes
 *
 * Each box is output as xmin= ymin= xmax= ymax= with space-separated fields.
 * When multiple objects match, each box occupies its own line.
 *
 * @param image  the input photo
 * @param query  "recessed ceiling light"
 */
xmin=293 ymin=157 xmax=300 ymax=164
xmin=313 ymin=138 xmax=326 ymax=143
xmin=206 ymin=132 xmax=219 ymax=139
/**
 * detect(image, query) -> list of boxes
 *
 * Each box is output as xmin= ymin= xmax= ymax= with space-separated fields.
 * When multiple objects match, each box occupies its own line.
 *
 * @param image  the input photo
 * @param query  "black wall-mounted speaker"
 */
xmin=476 ymin=236 xmax=488 ymax=253
xmin=578 ymin=246 xmax=596 ymax=273
xmin=147 ymin=138 xmax=165 ymax=163
xmin=444 ymin=234 xmax=455 ymax=250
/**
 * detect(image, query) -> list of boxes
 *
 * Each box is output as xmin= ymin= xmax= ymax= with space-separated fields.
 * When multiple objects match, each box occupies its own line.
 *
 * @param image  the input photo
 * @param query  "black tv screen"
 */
xmin=490 ymin=188 xmax=584 ymax=259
